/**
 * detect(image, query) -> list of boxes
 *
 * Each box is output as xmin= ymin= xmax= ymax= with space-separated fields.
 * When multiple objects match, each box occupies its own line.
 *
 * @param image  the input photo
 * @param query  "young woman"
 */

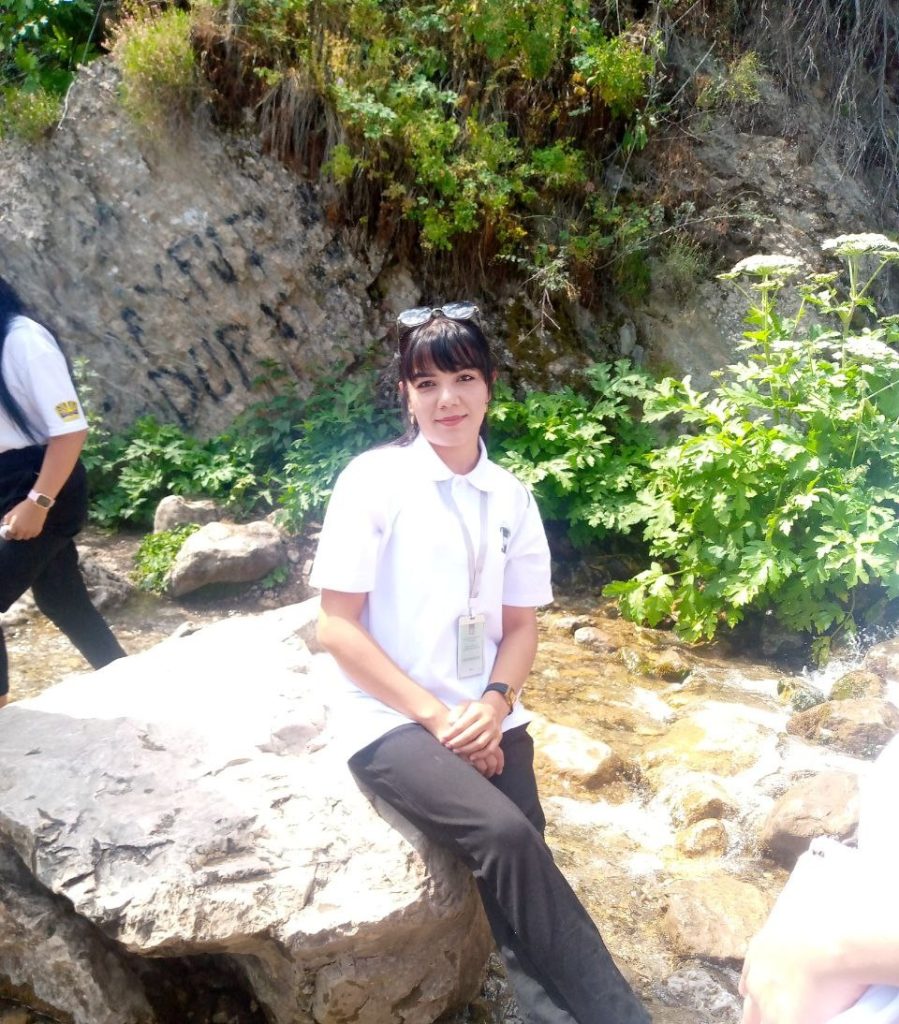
xmin=311 ymin=304 xmax=649 ymax=1024
xmin=0 ymin=275 xmax=126 ymax=708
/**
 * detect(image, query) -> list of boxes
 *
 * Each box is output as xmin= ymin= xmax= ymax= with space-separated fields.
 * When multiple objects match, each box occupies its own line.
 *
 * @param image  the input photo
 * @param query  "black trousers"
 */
xmin=0 ymin=445 xmax=126 ymax=697
xmin=349 ymin=723 xmax=650 ymax=1024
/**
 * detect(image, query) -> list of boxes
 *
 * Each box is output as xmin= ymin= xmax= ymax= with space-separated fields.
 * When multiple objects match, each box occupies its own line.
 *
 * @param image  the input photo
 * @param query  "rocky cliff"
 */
xmin=0 ymin=47 xmax=896 ymax=435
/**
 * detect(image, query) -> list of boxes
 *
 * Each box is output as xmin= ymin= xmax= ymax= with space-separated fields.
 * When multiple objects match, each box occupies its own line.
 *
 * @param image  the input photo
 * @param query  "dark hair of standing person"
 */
xmin=395 ymin=314 xmax=495 ymax=446
xmin=0 ymin=276 xmax=39 ymax=443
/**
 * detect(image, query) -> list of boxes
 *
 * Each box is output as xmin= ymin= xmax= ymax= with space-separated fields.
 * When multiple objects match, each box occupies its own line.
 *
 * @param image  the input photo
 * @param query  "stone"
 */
xmin=0 ymin=602 xmax=492 ymax=1024
xmin=787 ymin=699 xmax=899 ymax=759
xmin=620 ymin=646 xmax=691 ymax=682
xmin=759 ymin=771 xmax=859 ymax=868
xmin=863 ymin=637 xmax=899 ymax=683
xmin=573 ymin=626 xmax=618 ymax=654
xmin=553 ymin=615 xmax=595 ymax=635
xmin=830 ymin=669 xmax=886 ymax=701
xmin=657 ymin=773 xmax=738 ymax=827
xmin=168 ymin=521 xmax=287 ymax=596
xmin=642 ymin=706 xmax=779 ymax=785
xmin=0 ymin=844 xmax=157 ymax=1024
xmin=662 ymin=875 xmax=773 ymax=962
xmin=776 ymin=676 xmax=826 ymax=712
xmin=675 ymin=820 xmax=730 ymax=859
xmin=656 ymin=963 xmax=742 ymax=1020
xmin=154 ymin=495 xmax=224 ymax=533
xmin=528 ymin=714 xmax=625 ymax=791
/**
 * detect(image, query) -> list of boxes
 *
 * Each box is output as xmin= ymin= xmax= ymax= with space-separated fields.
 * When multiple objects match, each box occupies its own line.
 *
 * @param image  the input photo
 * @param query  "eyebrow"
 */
xmin=410 ymin=366 xmax=476 ymax=380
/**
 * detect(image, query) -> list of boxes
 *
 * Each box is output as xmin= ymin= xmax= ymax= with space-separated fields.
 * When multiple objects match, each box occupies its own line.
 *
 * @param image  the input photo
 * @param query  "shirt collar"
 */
xmin=409 ymin=431 xmax=500 ymax=492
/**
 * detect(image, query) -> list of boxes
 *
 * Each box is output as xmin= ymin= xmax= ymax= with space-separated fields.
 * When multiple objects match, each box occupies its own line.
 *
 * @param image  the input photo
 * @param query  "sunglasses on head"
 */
xmin=396 ymin=302 xmax=480 ymax=330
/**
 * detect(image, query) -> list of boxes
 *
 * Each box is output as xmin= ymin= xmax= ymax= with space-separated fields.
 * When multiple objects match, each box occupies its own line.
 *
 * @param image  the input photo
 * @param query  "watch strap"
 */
xmin=482 ymin=682 xmax=517 ymax=713
xmin=27 ymin=489 xmax=55 ymax=509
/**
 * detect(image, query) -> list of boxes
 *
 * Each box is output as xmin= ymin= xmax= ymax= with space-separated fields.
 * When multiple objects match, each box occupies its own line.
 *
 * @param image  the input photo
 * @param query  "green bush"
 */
xmin=489 ymin=361 xmax=657 ymax=545
xmin=0 ymin=85 xmax=59 ymax=140
xmin=133 ymin=524 xmax=201 ymax=594
xmin=1 ymin=0 xmax=102 ymax=95
xmin=606 ymin=234 xmax=899 ymax=658
xmin=276 ymin=372 xmax=400 ymax=530
xmin=86 ymin=416 xmax=265 ymax=527
xmin=115 ymin=7 xmax=201 ymax=130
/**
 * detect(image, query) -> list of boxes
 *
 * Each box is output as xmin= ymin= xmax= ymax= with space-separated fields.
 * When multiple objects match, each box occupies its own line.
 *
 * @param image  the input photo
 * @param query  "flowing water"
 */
xmin=2 ymin=531 xmax=896 ymax=1024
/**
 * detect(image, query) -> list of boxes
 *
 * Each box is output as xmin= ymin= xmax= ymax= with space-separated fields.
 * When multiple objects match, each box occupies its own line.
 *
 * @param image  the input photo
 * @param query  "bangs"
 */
xmin=399 ymin=318 xmax=493 ymax=381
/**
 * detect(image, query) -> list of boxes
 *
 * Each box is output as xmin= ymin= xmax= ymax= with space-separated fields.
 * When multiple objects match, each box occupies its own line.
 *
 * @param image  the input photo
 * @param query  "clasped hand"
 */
xmin=1 ymin=500 xmax=48 ymax=541
xmin=437 ymin=699 xmax=505 ymax=778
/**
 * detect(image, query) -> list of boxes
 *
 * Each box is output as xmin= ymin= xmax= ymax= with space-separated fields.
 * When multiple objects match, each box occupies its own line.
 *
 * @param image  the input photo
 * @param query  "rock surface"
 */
xmin=0 ymin=601 xmax=491 ymax=1024
xmin=661 ymin=876 xmax=773 ymax=963
xmin=759 ymin=771 xmax=860 ymax=868
xmin=787 ymin=699 xmax=899 ymax=758
xmin=154 ymin=496 xmax=224 ymax=533
xmin=168 ymin=520 xmax=287 ymax=595
xmin=0 ymin=60 xmax=386 ymax=436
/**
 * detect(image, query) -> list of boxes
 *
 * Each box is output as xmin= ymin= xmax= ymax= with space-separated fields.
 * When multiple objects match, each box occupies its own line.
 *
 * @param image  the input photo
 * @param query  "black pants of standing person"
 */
xmin=0 ymin=445 xmax=126 ymax=699
xmin=349 ymin=723 xmax=651 ymax=1024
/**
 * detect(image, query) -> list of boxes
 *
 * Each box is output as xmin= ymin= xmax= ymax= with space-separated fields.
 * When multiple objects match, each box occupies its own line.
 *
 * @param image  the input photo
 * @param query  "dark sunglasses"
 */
xmin=396 ymin=302 xmax=480 ymax=330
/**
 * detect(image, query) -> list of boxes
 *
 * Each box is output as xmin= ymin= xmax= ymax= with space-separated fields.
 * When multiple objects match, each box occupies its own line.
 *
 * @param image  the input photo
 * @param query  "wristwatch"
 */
xmin=27 ymin=489 xmax=55 ymax=510
xmin=483 ymin=682 xmax=518 ymax=714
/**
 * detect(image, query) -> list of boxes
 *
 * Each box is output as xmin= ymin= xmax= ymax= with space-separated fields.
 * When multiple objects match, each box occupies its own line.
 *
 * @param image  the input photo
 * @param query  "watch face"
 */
xmin=36 ymin=494 xmax=52 ymax=508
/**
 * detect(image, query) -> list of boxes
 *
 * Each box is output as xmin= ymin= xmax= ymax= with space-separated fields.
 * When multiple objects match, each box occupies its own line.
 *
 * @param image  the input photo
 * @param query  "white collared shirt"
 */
xmin=1 ymin=316 xmax=87 ymax=452
xmin=310 ymin=431 xmax=554 ymax=754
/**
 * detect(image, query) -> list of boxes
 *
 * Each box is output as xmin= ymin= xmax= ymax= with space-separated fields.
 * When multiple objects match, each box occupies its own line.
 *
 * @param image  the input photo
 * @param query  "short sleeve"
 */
xmin=5 ymin=319 xmax=87 ymax=438
xmin=309 ymin=455 xmax=387 ymax=593
xmin=502 ymin=489 xmax=553 ymax=607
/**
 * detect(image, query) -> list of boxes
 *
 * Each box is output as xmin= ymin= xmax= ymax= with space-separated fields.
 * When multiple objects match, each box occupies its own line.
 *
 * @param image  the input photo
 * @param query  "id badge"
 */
xmin=457 ymin=614 xmax=486 ymax=678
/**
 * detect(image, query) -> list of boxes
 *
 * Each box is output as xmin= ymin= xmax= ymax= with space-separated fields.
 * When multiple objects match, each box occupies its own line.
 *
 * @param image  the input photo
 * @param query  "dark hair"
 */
xmin=0 ymin=276 xmax=40 ymax=443
xmin=395 ymin=314 xmax=495 ymax=445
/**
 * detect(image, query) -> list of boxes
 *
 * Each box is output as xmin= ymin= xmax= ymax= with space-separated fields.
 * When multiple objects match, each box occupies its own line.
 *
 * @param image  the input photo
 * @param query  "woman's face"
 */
xmin=403 ymin=363 xmax=491 ymax=466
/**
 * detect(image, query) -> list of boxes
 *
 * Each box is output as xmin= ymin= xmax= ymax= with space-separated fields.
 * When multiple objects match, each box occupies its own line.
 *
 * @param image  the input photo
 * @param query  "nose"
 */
xmin=437 ymin=381 xmax=459 ymax=405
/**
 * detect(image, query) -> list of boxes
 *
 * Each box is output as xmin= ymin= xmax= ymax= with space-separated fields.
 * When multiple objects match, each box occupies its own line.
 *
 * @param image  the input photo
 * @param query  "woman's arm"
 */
xmin=1 ymin=429 xmax=87 ymax=540
xmin=740 ymin=848 xmax=899 ymax=1024
xmin=317 ymin=589 xmax=454 ymax=738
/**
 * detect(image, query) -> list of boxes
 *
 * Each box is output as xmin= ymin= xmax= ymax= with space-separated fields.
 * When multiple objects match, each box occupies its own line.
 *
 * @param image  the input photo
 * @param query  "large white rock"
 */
xmin=0 ymin=600 xmax=491 ymax=1024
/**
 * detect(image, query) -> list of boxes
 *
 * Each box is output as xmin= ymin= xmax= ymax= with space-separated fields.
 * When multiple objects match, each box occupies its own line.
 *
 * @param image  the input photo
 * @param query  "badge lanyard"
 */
xmin=437 ymin=479 xmax=488 ymax=678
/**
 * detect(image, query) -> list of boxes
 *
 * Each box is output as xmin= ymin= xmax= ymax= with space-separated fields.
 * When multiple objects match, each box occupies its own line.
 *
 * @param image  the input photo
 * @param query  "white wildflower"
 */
xmin=843 ymin=336 xmax=899 ymax=366
xmin=822 ymin=233 xmax=899 ymax=257
xmin=718 ymin=254 xmax=804 ymax=280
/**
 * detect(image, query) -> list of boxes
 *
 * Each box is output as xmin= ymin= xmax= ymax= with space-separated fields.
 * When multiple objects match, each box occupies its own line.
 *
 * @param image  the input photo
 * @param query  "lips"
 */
xmin=436 ymin=415 xmax=466 ymax=426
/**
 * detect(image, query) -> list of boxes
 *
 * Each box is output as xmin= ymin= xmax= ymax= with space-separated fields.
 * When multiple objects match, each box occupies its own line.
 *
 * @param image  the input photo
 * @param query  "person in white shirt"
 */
xmin=740 ymin=735 xmax=899 ymax=1024
xmin=0 ymin=275 xmax=125 ymax=708
xmin=311 ymin=303 xmax=649 ymax=1024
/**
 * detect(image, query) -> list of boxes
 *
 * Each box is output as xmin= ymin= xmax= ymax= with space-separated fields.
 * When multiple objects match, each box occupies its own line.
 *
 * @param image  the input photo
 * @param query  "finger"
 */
xmin=454 ymin=731 xmax=500 ymax=757
xmin=741 ymin=994 xmax=761 ymax=1024
xmin=443 ymin=714 xmax=490 ymax=748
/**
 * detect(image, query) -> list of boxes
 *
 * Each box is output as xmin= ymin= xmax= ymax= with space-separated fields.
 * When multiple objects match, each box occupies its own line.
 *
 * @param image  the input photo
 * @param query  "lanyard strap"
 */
xmin=437 ymin=479 xmax=488 ymax=610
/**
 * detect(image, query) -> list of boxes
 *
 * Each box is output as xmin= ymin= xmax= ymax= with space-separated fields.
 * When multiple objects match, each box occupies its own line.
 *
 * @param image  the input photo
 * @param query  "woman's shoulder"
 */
xmin=334 ymin=440 xmax=416 ymax=492
xmin=483 ymin=457 xmax=536 ymax=509
xmin=4 ymin=315 xmax=59 ymax=356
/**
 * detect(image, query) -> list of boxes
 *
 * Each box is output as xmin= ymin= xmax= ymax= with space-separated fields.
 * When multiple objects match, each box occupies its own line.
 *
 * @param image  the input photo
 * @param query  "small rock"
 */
xmin=658 ymin=774 xmax=738 ymax=827
xmin=776 ymin=676 xmax=826 ymax=712
xmin=787 ymin=699 xmax=899 ymax=759
xmin=573 ymin=626 xmax=618 ymax=654
xmin=863 ymin=637 xmax=899 ymax=682
xmin=621 ymin=646 xmax=690 ymax=681
xmin=830 ymin=670 xmax=885 ymax=701
xmin=168 ymin=521 xmax=287 ymax=597
xmin=676 ymin=819 xmax=730 ymax=858
xmin=662 ymin=875 xmax=772 ymax=962
xmin=759 ymin=771 xmax=859 ymax=868
xmin=529 ymin=714 xmax=625 ymax=790
xmin=554 ymin=615 xmax=595 ymax=635
xmin=655 ymin=963 xmax=741 ymax=1019
xmin=153 ymin=495 xmax=223 ymax=533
